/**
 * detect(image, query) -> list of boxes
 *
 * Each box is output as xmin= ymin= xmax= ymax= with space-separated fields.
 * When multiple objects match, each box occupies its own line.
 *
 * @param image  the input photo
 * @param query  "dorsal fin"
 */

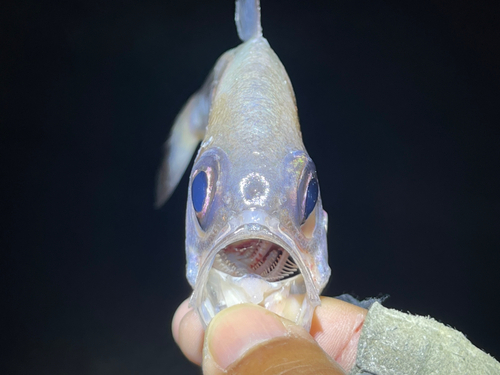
xmin=235 ymin=0 xmax=262 ymax=42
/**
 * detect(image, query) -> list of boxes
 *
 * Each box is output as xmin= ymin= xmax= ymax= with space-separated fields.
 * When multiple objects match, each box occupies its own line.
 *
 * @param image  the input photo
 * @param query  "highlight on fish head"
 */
xmin=185 ymin=145 xmax=330 ymax=330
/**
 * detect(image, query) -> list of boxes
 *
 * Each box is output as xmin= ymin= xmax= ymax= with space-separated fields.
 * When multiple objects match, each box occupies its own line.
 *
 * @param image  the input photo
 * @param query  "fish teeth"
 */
xmin=282 ymin=257 xmax=298 ymax=273
xmin=212 ymin=239 xmax=300 ymax=281
xmin=253 ymin=249 xmax=279 ymax=275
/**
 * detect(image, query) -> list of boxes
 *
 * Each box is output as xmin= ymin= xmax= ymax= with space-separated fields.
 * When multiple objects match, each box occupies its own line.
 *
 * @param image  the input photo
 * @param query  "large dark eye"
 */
xmin=190 ymin=151 xmax=222 ymax=231
xmin=192 ymin=170 xmax=208 ymax=213
xmin=303 ymin=177 xmax=318 ymax=223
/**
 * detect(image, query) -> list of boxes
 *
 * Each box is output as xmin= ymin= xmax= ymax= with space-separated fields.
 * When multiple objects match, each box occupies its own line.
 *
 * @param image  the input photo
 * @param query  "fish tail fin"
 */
xmin=235 ymin=0 xmax=262 ymax=42
xmin=155 ymin=91 xmax=207 ymax=208
xmin=155 ymin=51 xmax=234 ymax=208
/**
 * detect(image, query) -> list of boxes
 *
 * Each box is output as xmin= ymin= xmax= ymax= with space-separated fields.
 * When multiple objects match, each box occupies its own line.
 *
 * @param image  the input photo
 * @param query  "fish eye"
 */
xmin=192 ymin=170 xmax=208 ymax=213
xmin=303 ymin=176 xmax=318 ymax=224
xmin=191 ymin=166 xmax=218 ymax=230
xmin=190 ymin=153 xmax=221 ymax=231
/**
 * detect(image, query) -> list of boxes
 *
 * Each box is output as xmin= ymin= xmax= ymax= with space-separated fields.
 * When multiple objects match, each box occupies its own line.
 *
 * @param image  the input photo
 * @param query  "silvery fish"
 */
xmin=156 ymin=0 xmax=330 ymax=330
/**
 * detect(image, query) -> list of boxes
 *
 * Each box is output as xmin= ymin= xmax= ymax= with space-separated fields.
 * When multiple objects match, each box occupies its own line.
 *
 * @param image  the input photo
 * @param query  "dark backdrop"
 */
xmin=2 ymin=0 xmax=499 ymax=373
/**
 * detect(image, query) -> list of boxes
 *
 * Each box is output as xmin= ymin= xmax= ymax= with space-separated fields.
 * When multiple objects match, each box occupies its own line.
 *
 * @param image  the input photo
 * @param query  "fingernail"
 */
xmin=206 ymin=304 xmax=287 ymax=369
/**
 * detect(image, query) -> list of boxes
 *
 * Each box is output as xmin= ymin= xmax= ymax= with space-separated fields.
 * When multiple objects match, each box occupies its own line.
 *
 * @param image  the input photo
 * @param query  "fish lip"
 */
xmin=190 ymin=221 xmax=321 ymax=316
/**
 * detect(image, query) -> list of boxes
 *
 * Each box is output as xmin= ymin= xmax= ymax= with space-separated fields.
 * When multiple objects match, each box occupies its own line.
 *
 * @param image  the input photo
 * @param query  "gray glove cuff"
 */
xmin=349 ymin=302 xmax=500 ymax=375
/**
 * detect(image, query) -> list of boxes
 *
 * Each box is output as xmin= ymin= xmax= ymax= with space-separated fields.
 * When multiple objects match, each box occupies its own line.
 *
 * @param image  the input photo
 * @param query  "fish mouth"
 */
xmin=213 ymin=239 xmax=300 ymax=282
xmin=190 ymin=221 xmax=320 ymax=330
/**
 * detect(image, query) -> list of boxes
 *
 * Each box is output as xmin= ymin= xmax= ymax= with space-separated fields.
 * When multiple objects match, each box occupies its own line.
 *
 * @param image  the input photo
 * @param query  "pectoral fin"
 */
xmin=155 ymin=50 xmax=234 ymax=207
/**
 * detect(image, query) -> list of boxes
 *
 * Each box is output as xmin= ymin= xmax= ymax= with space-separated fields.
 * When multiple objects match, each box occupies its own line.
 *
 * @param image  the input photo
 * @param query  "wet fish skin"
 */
xmin=157 ymin=0 xmax=331 ymax=329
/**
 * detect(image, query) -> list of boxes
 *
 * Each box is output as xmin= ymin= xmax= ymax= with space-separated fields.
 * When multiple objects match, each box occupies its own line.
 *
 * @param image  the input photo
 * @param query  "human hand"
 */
xmin=172 ymin=297 xmax=367 ymax=374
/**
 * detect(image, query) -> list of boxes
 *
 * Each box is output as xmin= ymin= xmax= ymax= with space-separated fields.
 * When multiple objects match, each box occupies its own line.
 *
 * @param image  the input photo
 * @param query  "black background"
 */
xmin=2 ymin=0 xmax=499 ymax=373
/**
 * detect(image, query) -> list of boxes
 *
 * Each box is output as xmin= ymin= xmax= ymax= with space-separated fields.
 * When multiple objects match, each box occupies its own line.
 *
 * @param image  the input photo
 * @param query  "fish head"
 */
xmin=185 ymin=144 xmax=330 ymax=330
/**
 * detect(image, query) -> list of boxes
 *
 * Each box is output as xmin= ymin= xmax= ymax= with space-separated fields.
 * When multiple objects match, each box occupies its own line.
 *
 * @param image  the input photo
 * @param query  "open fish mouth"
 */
xmin=191 ymin=226 xmax=320 ymax=330
xmin=213 ymin=239 xmax=300 ymax=282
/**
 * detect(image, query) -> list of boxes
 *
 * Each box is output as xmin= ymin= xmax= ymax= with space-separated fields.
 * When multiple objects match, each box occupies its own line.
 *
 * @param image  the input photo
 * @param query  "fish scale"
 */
xmin=157 ymin=0 xmax=330 ymax=330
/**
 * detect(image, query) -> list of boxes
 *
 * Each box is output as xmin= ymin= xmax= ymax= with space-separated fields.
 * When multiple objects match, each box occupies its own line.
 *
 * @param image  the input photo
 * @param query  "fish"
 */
xmin=156 ymin=0 xmax=330 ymax=330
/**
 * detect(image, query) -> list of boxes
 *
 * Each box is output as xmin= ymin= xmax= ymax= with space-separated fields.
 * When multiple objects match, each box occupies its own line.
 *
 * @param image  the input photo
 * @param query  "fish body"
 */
xmin=157 ymin=0 xmax=330 ymax=329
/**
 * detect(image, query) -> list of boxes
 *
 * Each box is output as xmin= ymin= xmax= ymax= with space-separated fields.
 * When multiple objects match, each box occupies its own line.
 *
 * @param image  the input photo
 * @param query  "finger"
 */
xmin=172 ymin=299 xmax=204 ymax=365
xmin=312 ymin=297 xmax=367 ymax=371
xmin=171 ymin=299 xmax=190 ymax=345
xmin=202 ymin=304 xmax=346 ymax=375
xmin=173 ymin=296 xmax=367 ymax=370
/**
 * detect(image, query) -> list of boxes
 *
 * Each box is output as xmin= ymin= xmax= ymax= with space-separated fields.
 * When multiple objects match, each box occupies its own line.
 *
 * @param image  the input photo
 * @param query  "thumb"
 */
xmin=202 ymin=304 xmax=346 ymax=375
